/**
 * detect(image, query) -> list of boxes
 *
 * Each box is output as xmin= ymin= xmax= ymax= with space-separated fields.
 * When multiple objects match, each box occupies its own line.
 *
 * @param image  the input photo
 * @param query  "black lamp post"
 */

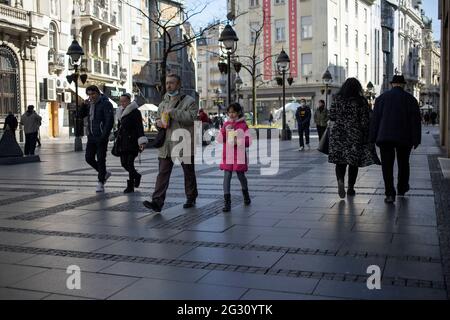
xmin=235 ymin=75 xmax=243 ymax=103
xmin=276 ymin=49 xmax=291 ymax=141
xmin=219 ymin=23 xmax=238 ymax=107
xmin=322 ymin=69 xmax=333 ymax=109
xmin=66 ymin=39 xmax=86 ymax=152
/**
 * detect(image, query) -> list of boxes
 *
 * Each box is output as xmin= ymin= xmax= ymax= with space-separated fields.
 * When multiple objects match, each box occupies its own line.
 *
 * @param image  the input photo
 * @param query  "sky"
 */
xmin=185 ymin=0 xmax=441 ymax=41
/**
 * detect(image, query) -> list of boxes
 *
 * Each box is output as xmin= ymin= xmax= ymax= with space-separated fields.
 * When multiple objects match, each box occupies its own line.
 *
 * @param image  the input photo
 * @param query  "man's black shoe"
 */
xmin=183 ymin=199 xmax=196 ymax=209
xmin=143 ymin=201 xmax=162 ymax=213
xmin=384 ymin=196 xmax=395 ymax=204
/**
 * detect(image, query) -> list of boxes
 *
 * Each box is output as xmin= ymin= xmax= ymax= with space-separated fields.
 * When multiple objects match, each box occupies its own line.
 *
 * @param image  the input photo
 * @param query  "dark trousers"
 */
xmin=85 ymin=140 xmax=108 ymax=183
xmin=152 ymin=157 xmax=198 ymax=208
xmin=298 ymin=123 xmax=310 ymax=147
xmin=120 ymin=153 xmax=138 ymax=181
xmin=379 ymin=143 xmax=412 ymax=197
xmin=24 ymin=132 xmax=38 ymax=155
xmin=336 ymin=164 xmax=359 ymax=187
xmin=317 ymin=126 xmax=327 ymax=141
xmin=223 ymin=171 xmax=248 ymax=195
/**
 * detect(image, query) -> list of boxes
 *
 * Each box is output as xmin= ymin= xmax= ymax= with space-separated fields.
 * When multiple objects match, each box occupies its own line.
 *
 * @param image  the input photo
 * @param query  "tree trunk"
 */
xmin=252 ymin=75 xmax=257 ymax=126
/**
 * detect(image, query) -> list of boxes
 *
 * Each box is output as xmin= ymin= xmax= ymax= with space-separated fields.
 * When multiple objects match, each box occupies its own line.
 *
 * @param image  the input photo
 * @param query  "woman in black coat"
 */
xmin=117 ymin=94 xmax=148 ymax=193
xmin=329 ymin=78 xmax=375 ymax=198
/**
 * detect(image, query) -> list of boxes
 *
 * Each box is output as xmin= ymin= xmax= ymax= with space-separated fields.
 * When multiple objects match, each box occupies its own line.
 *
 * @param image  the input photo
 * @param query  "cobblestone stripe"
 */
xmin=0 ymin=244 xmax=444 ymax=290
xmin=0 ymin=226 xmax=441 ymax=264
xmin=150 ymin=196 xmax=243 ymax=230
xmin=7 ymin=192 xmax=125 ymax=221
xmin=428 ymin=154 xmax=450 ymax=299
xmin=0 ymin=188 xmax=64 ymax=207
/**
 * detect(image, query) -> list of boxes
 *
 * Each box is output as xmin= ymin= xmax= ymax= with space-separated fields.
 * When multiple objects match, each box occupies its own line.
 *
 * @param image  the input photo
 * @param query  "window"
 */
xmin=118 ymin=1 xmax=123 ymax=25
xmin=364 ymin=34 xmax=368 ymax=53
xmin=355 ymin=30 xmax=359 ymax=49
xmin=301 ymin=53 xmax=312 ymax=76
xmin=333 ymin=18 xmax=338 ymax=41
xmin=249 ymin=0 xmax=259 ymax=7
xmin=364 ymin=8 xmax=368 ymax=22
xmin=345 ymin=58 xmax=349 ymax=77
xmin=50 ymin=0 xmax=58 ymax=16
xmin=345 ymin=25 xmax=349 ymax=46
xmin=364 ymin=64 xmax=368 ymax=82
xmin=250 ymin=22 xmax=260 ymax=43
xmin=355 ymin=62 xmax=359 ymax=78
xmin=49 ymin=23 xmax=57 ymax=50
xmin=301 ymin=16 xmax=312 ymax=39
xmin=355 ymin=0 xmax=358 ymax=18
xmin=345 ymin=0 xmax=349 ymax=12
xmin=275 ymin=19 xmax=285 ymax=42
xmin=274 ymin=0 xmax=285 ymax=4
xmin=334 ymin=54 xmax=339 ymax=81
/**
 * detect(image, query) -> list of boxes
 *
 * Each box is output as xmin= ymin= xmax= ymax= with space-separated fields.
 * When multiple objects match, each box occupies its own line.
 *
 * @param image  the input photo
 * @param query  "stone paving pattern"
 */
xmin=0 ymin=128 xmax=448 ymax=300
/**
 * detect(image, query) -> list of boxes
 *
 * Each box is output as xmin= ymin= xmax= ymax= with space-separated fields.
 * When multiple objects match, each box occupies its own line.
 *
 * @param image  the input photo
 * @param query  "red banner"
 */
xmin=263 ymin=0 xmax=272 ymax=81
xmin=289 ymin=0 xmax=298 ymax=78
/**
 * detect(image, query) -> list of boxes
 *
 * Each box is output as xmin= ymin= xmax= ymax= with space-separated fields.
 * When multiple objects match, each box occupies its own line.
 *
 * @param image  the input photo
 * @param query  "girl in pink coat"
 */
xmin=218 ymin=103 xmax=252 ymax=212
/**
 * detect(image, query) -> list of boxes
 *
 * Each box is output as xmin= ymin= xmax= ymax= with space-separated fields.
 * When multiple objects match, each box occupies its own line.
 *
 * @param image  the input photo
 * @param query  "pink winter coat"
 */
xmin=218 ymin=117 xmax=251 ymax=172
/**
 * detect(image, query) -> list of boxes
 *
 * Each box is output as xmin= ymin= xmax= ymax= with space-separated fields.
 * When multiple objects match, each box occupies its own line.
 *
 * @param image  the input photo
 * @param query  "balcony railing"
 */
xmin=0 ymin=3 xmax=27 ymax=21
xmin=86 ymin=58 xmax=121 ymax=80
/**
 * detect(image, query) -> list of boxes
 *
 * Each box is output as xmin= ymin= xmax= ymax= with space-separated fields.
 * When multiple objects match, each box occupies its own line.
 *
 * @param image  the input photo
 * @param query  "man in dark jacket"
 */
xmin=4 ymin=112 xmax=18 ymax=132
xmin=80 ymin=85 xmax=115 ymax=193
xmin=295 ymin=99 xmax=312 ymax=151
xmin=370 ymin=75 xmax=422 ymax=204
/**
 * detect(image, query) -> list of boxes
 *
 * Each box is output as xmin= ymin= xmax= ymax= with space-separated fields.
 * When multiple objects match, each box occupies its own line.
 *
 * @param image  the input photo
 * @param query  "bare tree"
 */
xmin=125 ymin=0 xmax=220 ymax=96
xmin=234 ymin=11 xmax=276 ymax=126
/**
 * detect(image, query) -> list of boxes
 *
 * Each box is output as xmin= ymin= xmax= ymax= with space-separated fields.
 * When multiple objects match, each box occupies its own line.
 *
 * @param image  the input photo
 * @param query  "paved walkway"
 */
xmin=0 ymin=127 xmax=448 ymax=300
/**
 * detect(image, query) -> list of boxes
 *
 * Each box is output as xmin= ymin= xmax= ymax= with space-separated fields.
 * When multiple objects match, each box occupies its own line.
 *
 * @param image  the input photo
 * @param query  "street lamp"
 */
xmin=276 ymin=49 xmax=291 ymax=141
xmin=322 ymin=69 xmax=333 ymax=109
xmin=235 ymin=75 xmax=243 ymax=103
xmin=219 ymin=23 xmax=238 ymax=107
xmin=66 ymin=38 xmax=86 ymax=152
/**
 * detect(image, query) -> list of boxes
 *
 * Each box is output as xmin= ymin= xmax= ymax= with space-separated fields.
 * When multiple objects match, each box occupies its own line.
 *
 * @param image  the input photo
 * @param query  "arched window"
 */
xmin=0 ymin=45 xmax=20 ymax=116
xmin=49 ymin=23 xmax=58 ymax=51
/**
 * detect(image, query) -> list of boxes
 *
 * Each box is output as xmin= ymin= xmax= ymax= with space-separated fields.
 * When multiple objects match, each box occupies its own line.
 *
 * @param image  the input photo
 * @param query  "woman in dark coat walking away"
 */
xmin=117 ymin=93 xmax=148 ymax=193
xmin=329 ymin=78 xmax=375 ymax=198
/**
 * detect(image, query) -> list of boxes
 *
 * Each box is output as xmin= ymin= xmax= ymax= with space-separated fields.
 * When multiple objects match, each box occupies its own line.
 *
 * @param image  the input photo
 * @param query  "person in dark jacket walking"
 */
xmin=314 ymin=100 xmax=329 ymax=141
xmin=295 ymin=99 xmax=312 ymax=151
xmin=80 ymin=85 xmax=115 ymax=193
xmin=117 ymin=93 xmax=148 ymax=193
xmin=329 ymin=78 xmax=376 ymax=198
xmin=370 ymin=75 xmax=421 ymax=204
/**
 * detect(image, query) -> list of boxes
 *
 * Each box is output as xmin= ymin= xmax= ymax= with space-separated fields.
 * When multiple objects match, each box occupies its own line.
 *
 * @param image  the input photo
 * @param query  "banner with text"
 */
xmin=263 ymin=0 xmax=272 ymax=81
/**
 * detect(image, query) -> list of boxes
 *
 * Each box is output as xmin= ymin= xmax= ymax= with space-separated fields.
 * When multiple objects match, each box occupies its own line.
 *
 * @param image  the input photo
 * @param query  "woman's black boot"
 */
xmin=124 ymin=180 xmax=135 ymax=194
xmin=243 ymin=189 xmax=251 ymax=205
xmin=134 ymin=173 xmax=142 ymax=188
xmin=223 ymin=194 xmax=231 ymax=212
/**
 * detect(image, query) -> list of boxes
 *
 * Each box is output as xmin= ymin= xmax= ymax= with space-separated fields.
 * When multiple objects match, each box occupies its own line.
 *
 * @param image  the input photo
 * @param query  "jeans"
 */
xmin=335 ymin=164 xmax=359 ymax=187
xmin=24 ymin=132 xmax=38 ymax=155
xmin=85 ymin=140 xmax=108 ymax=183
xmin=152 ymin=157 xmax=198 ymax=208
xmin=379 ymin=143 xmax=412 ymax=196
xmin=223 ymin=171 xmax=248 ymax=195
xmin=298 ymin=123 xmax=310 ymax=147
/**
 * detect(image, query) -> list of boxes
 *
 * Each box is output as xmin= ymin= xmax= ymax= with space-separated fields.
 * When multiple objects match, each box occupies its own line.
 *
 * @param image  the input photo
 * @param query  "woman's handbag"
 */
xmin=318 ymin=127 xmax=330 ymax=155
xmin=111 ymin=132 xmax=121 ymax=157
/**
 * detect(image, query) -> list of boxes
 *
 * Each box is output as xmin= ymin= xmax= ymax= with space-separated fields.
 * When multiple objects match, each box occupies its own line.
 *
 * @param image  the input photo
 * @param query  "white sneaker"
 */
xmin=306 ymin=144 xmax=311 ymax=150
xmin=96 ymin=182 xmax=105 ymax=193
xmin=104 ymin=171 xmax=112 ymax=184
xmin=299 ymin=147 xmax=305 ymax=151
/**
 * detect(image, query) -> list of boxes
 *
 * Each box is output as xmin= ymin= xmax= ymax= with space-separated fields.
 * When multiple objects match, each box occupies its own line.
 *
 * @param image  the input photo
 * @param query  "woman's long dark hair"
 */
xmin=336 ymin=78 xmax=365 ymax=100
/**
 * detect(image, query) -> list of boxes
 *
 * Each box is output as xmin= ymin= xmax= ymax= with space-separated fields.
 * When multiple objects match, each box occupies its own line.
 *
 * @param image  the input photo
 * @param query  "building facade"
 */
xmin=439 ymin=0 xmax=449 ymax=158
xmin=0 ymin=0 xmax=133 ymax=140
xmin=228 ymin=0 xmax=383 ymax=124
xmin=196 ymin=23 xmax=227 ymax=114
xmin=396 ymin=0 xmax=425 ymax=99
xmin=420 ymin=14 xmax=440 ymax=113
xmin=132 ymin=0 xmax=198 ymax=105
